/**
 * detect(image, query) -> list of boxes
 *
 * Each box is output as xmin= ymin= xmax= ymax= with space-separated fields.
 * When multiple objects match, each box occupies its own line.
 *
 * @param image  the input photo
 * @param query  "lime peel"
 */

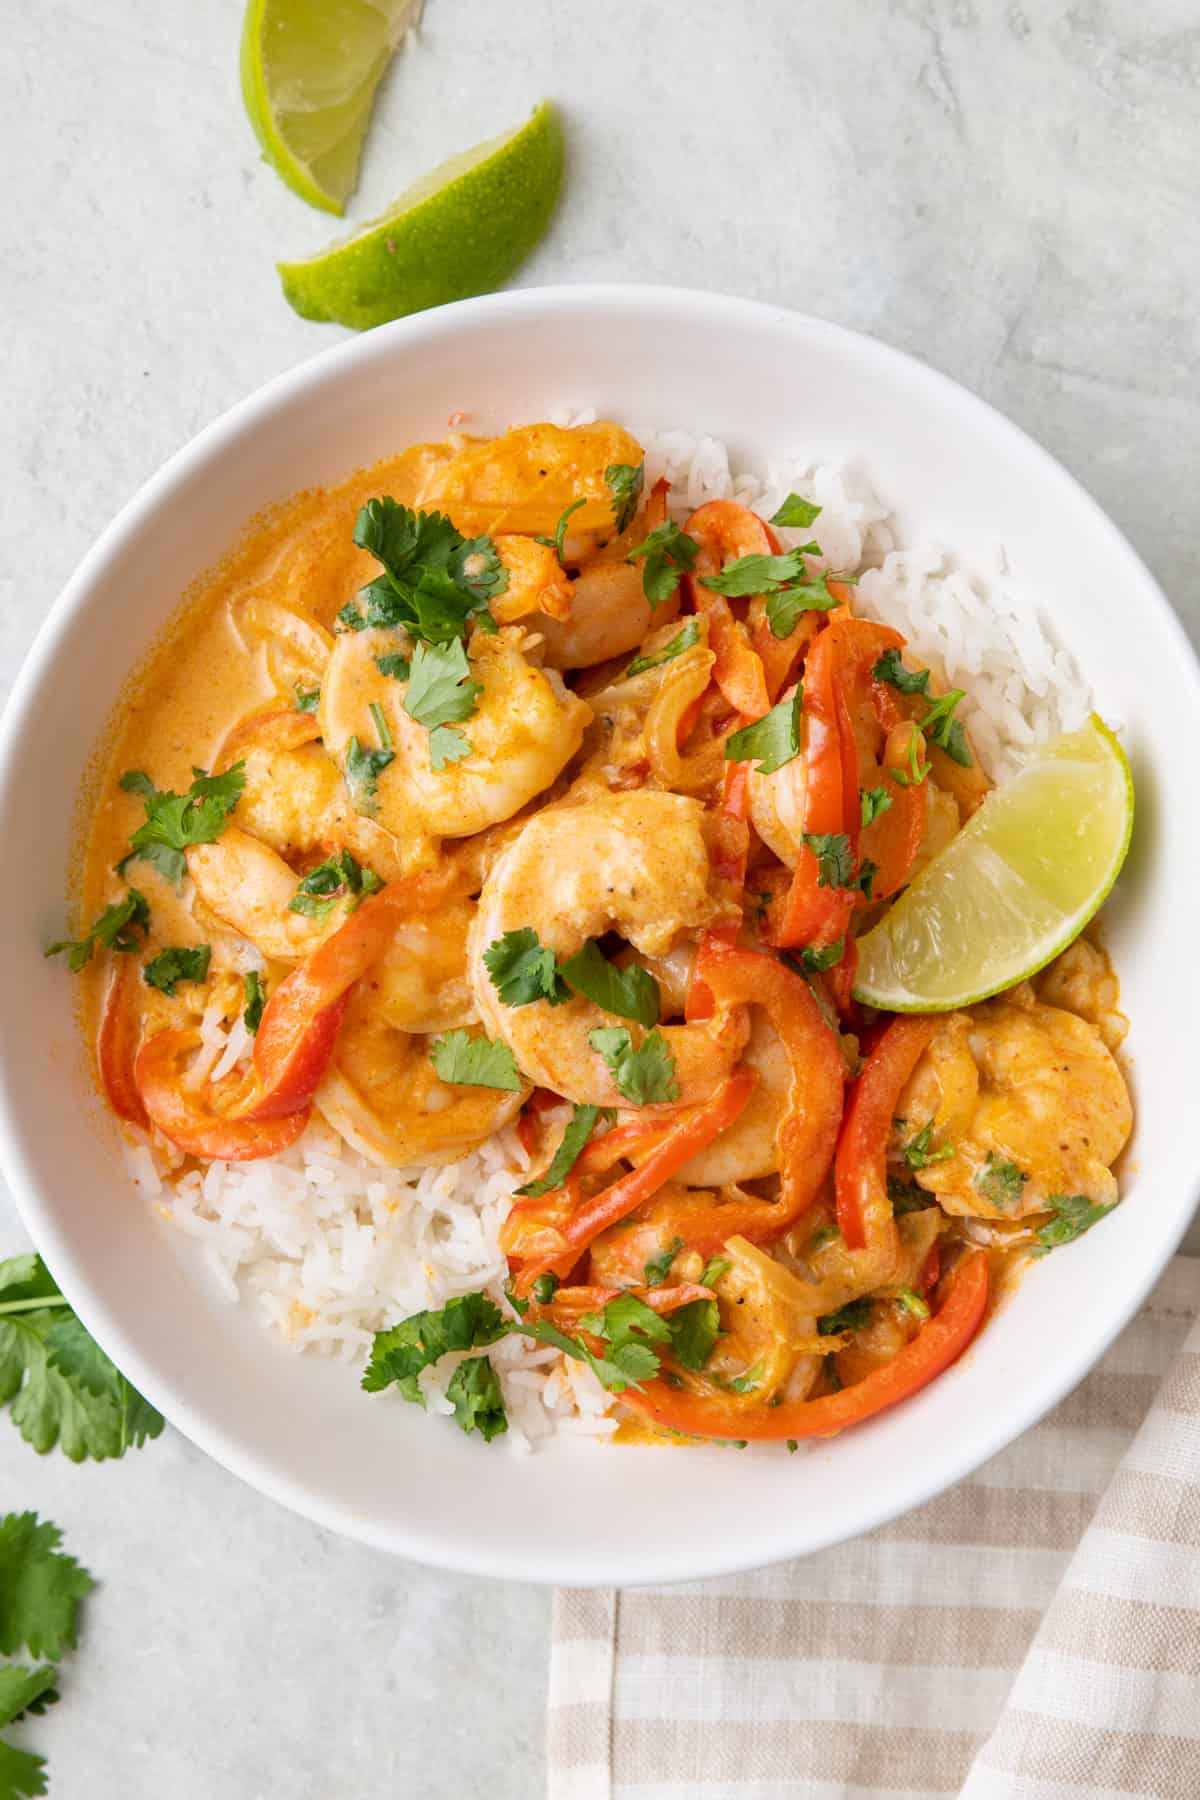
xmin=852 ymin=715 xmax=1134 ymax=1013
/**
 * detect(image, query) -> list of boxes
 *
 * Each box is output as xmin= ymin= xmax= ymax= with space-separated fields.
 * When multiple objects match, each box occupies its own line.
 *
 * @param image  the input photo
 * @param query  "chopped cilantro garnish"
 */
xmin=531 ymin=1273 xmax=560 ymax=1305
xmin=588 ymin=1026 xmax=679 ymax=1106
xmin=534 ymin=497 xmax=586 ymax=565
xmin=768 ymin=493 xmax=822 ymax=529
xmin=363 ymin=1293 xmax=507 ymax=1404
xmin=367 ymin=700 xmax=393 ymax=749
xmin=808 ymin=1223 xmax=841 ymax=1253
xmin=45 ymin=889 xmax=150 ymax=972
xmin=351 ymin=498 xmax=507 ymax=644
xmin=294 ymin=684 xmax=320 ymax=713
xmin=818 ymin=1299 xmax=873 ymax=1336
xmin=860 ymin=786 xmax=893 ymax=827
xmin=430 ymin=1030 xmax=522 ymax=1091
xmin=873 ymin=648 xmax=931 ymax=696
xmin=375 ymin=652 xmax=411 ymax=681
xmin=289 ymin=849 xmax=382 ymax=920
xmin=605 ymin=462 xmax=645 ymax=533
xmin=725 ymin=689 xmax=802 ymax=775
xmin=1032 ymin=1192 xmax=1117 ymax=1255
xmin=699 ymin=1256 xmax=731 ymax=1289
xmin=887 ymin=1177 xmax=933 ymax=1214
xmin=901 ymin=1118 xmax=955 ymax=1170
xmin=803 ymin=833 xmax=855 ymax=889
xmin=975 ymin=1154 xmax=1028 ymax=1209
xmin=764 ymin=577 xmax=840 ymax=638
xmin=118 ymin=764 xmax=245 ymax=886
xmin=668 ymin=1298 xmax=721 ymax=1371
xmin=344 ymin=736 xmax=395 ymax=816
xmin=698 ymin=547 xmax=813 ymax=598
xmin=242 ymin=971 xmax=265 ymax=1033
xmin=722 ymin=1363 xmax=764 ymax=1394
xmin=643 ymin=1238 xmax=685 ymax=1288
xmin=403 ymin=637 xmax=482 ymax=770
xmin=142 ymin=944 xmax=211 ymax=998
xmin=625 ymin=617 xmax=701 ymax=677
xmin=515 ymin=1104 xmax=603 ymax=1198
xmin=783 ymin=937 xmax=846 ymax=976
xmin=919 ymin=688 xmax=973 ymax=767
xmin=891 ymin=725 xmax=930 ymax=788
xmin=560 ymin=942 xmax=660 ymax=1028
xmin=895 ymin=1287 xmax=931 ymax=1319
xmin=855 ymin=859 xmax=878 ymax=901
xmin=484 ymin=928 xmax=569 ymax=1008
xmin=626 ymin=520 xmax=700 ymax=606
xmin=445 ymin=1356 xmax=507 ymax=1441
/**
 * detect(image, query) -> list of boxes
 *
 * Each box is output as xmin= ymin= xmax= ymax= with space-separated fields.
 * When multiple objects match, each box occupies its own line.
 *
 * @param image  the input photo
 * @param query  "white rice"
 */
xmin=129 ymin=422 xmax=1097 ymax=1448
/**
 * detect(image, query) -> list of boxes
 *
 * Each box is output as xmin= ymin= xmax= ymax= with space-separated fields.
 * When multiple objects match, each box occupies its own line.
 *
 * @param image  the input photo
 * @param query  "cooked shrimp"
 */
xmin=697 ymin=1238 xmax=823 ymax=1404
xmin=351 ymin=897 xmax=478 ymax=1034
xmin=537 ymin=558 xmax=681 ymax=670
xmin=317 ymin=996 xmax=526 ymax=1166
xmin=574 ymin=617 xmax=715 ymax=788
xmin=490 ymin=536 xmax=573 ymax=625
xmin=231 ymin=594 xmax=334 ymax=690
xmin=1036 ymin=937 xmax=1128 ymax=1051
xmin=417 ymin=420 xmax=645 ymax=543
xmin=673 ymin=1011 xmax=790 ymax=1185
xmin=470 ymin=790 xmax=744 ymax=1105
xmin=187 ymin=826 xmax=328 ymax=962
xmin=320 ymin=625 xmax=590 ymax=840
xmin=894 ymin=989 xmax=1132 ymax=1219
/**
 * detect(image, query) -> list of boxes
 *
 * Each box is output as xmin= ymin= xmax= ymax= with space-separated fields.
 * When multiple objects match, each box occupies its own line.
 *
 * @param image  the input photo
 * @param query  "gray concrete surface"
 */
xmin=2 ymin=1 xmax=1198 ymax=1794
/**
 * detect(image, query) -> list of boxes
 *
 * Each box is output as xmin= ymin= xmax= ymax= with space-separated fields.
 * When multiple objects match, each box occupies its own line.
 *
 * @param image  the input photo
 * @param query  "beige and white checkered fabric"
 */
xmin=549 ymin=1255 xmax=1200 ymax=1799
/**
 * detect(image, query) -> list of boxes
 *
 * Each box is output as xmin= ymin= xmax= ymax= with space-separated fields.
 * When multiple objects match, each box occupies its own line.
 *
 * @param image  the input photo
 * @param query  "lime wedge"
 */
xmin=277 ymin=101 xmax=564 ymax=330
xmin=241 ymin=0 xmax=422 ymax=216
xmin=852 ymin=716 xmax=1134 ymax=1012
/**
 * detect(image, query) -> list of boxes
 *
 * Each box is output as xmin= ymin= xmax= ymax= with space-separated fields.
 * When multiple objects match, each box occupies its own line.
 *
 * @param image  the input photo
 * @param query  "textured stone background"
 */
xmin=2 ymin=2 xmax=1197 ymax=1793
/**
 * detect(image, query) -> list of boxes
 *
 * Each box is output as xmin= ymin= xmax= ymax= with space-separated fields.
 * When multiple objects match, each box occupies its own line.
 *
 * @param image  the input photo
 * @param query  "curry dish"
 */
xmin=55 ymin=419 xmax=1133 ymax=1447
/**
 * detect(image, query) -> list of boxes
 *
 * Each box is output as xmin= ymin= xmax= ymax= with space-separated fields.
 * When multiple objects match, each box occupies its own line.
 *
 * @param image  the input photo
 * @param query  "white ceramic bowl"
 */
xmin=3 ymin=287 xmax=1198 ymax=1586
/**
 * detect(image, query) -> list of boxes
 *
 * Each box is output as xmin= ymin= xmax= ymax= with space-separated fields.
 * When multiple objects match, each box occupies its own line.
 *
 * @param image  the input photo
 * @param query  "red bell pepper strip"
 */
xmin=97 ymin=955 xmax=148 ymax=1127
xmin=835 ymin=1014 xmax=938 ymax=1251
xmin=512 ymin=1069 xmax=758 ymax=1293
xmin=135 ymin=1030 xmax=311 ymax=1161
xmin=619 ymin=1248 xmax=988 ymax=1441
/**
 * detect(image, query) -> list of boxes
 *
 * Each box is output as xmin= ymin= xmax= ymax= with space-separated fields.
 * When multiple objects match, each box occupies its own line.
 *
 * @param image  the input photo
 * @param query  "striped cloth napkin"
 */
xmin=548 ymin=1254 xmax=1200 ymax=1800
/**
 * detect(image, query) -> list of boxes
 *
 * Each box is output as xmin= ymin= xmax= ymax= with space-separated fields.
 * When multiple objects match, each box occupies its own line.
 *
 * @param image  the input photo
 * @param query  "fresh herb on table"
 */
xmin=288 ymin=850 xmax=382 ymax=920
xmin=0 ymin=1511 xmax=95 ymax=1800
xmin=605 ymin=462 xmax=645 ymax=533
xmin=117 ymin=765 xmax=245 ymax=887
xmin=1032 ymin=1193 xmax=1117 ymax=1255
xmin=534 ymin=498 xmax=586 ymax=565
xmin=515 ymin=1104 xmax=604 ymax=1198
xmin=626 ymin=520 xmax=699 ymax=605
xmin=44 ymin=890 xmax=150 ymax=972
xmin=588 ymin=1027 xmax=679 ymax=1106
xmin=625 ymin=617 xmax=701 ymax=677
xmin=142 ymin=944 xmax=211 ymax=998
xmin=343 ymin=498 xmax=507 ymax=643
xmin=725 ymin=690 xmax=802 ymax=775
xmin=429 ymin=1030 xmax=522 ymax=1091
xmin=242 ymin=971 xmax=266 ymax=1034
xmin=0 ymin=1254 xmax=163 ymax=1460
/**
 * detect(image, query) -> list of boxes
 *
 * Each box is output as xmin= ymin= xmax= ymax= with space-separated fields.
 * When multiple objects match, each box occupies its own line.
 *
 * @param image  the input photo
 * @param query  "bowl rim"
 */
xmin=3 ymin=282 xmax=1199 ymax=1586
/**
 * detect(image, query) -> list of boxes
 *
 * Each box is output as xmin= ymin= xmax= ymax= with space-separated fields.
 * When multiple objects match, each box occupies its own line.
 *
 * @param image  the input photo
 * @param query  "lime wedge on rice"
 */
xmin=852 ymin=716 xmax=1134 ymax=1013
xmin=276 ymin=101 xmax=565 ymax=330
xmin=241 ymin=0 xmax=423 ymax=216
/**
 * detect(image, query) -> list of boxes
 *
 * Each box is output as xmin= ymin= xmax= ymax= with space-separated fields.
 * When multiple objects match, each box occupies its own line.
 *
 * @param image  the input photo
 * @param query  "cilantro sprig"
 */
xmin=242 ymin=971 xmax=265 ymax=1034
xmin=403 ymin=638 xmax=482 ymax=770
xmin=725 ymin=690 xmax=802 ymax=775
xmin=589 ymin=1026 xmax=679 ymax=1105
xmin=534 ymin=498 xmax=586 ymax=565
xmin=643 ymin=1237 xmax=684 ymax=1288
xmin=483 ymin=929 xmax=569 ymax=1008
xmin=873 ymin=649 xmax=973 ymax=767
xmin=344 ymin=737 xmax=394 ymax=816
xmin=515 ymin=1104 xmax=605 ymax=1198
xmin=768 ymin=494 xmax=822 ymax=529
xmin=483 ymin=928 xmax=661 ymax=1026
xmin=605 ymin=462 xmax=645 ymax=533
xmin=899 ymin=1118 xmax=955 ymax=1170
xmin=362 ymin=1293 xmax=507 ymax=1405
xmin=626 ymin=520 xmax=700 ymax=606
xmin=0 ymin=1254 xmax=163 ymax=1461
xmin=346 ymin=498 xmax=507 ymax=644
xmin=1032 ymin=1193 xmax=1118 ymax=1255
xmin=430 ymin=1031 xmax=522 ymax=1091
xmin=142 ymin=944 xmax=211 ymax=998
xmin=289 ymin=850 xmax=382 ymax=920
xmin=118 ymin=765 xmax=245 ymax=886
xmin=860 ymin=786 xmax=893 ymax=828
xmin=625 ymin=617 xmax=701 ymax=678
xmin=0 ymin=1512 xmax=95 ymax=1798
xmin=803 ymin=833 xmax=855 ymax=889
xmin=45 ymin=890 xmax=150 ymax=973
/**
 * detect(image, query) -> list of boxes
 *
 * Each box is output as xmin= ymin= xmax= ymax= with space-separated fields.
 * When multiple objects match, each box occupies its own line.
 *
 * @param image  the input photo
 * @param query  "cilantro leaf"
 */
xmin=643 ymin=1237 xmax=684 ymax=1287
xmin=515 ymin=1104 xmax=601 ymax=1197
xmin=667 ymin=1298 xmax=721 ymax=1371
xmin=0 ymin=1514 xmax=94 ymax=1661
xmin=872 ymin=649 xmax=931 ymax=697
xmin=699 ymin=547 xmax=814 ymax=598
xmin=975 ymin=1155 xmax=1028 ymax=1209
xmin=352 ymin=498 xmax=507 ymax=643
xmin=0 ymin=1255 xmax=163 ymax=1461
xmin=803 ymin=832 xmax=854 ymax=889
xmin=919 ymin=688 xmax=973 ymax=767
xmin=896 ymin=1287 xmax=931 ymax=1319
xmin=483 ymin=928 xmax=569 ymax=1008
xmin=588 ymin=1027 xmax=679 ymax=1105
xmin=242 ymin=971 xmax=265 ymax=1033
xmin=445 ymin=1356 xmax=508 ymax=1441
xmin=534 ymin=498 xmax=586 ymax=564
xmin=119 ymin=765 xmax=245 ymax=887
xmin=605 ymin=462 xmax=645 ymax=533
xmin=699 ymin=1256 xmax=731 ymax=1288
xmin=0 ymin=1666 xmax=58 ymax=1731
xmin=764 ymin=578 xmax=840 ymax=639
xmin=511 ymin=1316 xmax=657 ymax=1393
xmin=587 ymin=1292 xmax=673 ymax=1351
xmin=294 ymin=684 xmax=320 ymax=713
xmin=626 ymin=520 xmax=700 ymax=606
xmin=363 ymin=1294 xmax=507 ymax=1403
xmin=374 ymin=652 xmax=411 ymax=681
xmin=1033 ymin=1192 xmax=1117 ymax=1255
xmin=860 ymin=786 xmax=893 ymax=828
xmin=289 ymin=850 xmax=382 ymax=920
xmin=784 ymin=938 xmax=846 ymax=976
xmin=887 ymin=1177 xmax=934 ymax=1214
xmin=901 ymin=1118 xmax=955 ymax=1170
xmin=0 ymin=1736 xmax=47 ymax=1798
xmin=403 ymin=639 xmax=481 ymax=769
xmin=768 ymin=494 xmax=822 ymax=529
xmin=725 ymin=690 xmax=802 ymax=775
xmin=818 ymin=1299 xmax=873 ymax=1336
xmin=344 ymin=736 xmax=394 ymax=817
xmin=560 ymin=941 xmax=661 ymax=1027
xmin=44 ymin=889 xmax=150 ymax=973
xmin=430 ymin=1030 xmax=522 ymax=1091
xmin=625 ymin=618 xmax=701 ymax=677
xmin=142 ymin=944 xmax=211 ymax=998
xmin=855 ymin=859 xmax=878 ymax=901
xmin=531 ymin=1273 xmax=560 ymax=1304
